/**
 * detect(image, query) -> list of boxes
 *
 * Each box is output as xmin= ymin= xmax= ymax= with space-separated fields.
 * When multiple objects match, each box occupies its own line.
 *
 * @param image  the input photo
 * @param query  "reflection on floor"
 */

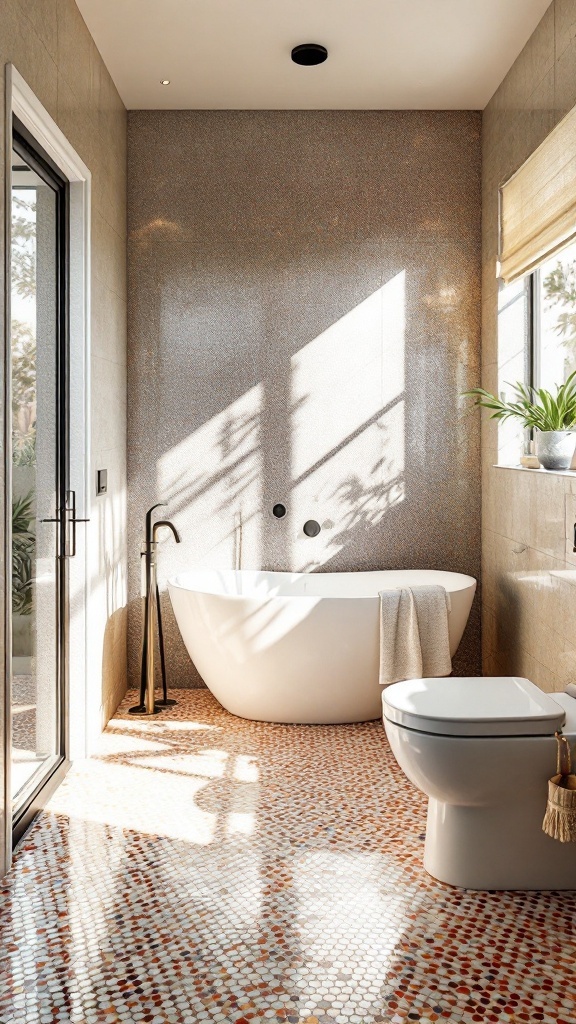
xmin=1 ymin=689 xmax=575 ymax=1024
xmin=11 ymin=674 xmax=43 ymax=801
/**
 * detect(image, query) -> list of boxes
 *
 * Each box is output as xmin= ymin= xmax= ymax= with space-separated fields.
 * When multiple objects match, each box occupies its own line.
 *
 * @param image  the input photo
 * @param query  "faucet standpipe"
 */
xmin=129 ymin=504 xmax=181 ymax=717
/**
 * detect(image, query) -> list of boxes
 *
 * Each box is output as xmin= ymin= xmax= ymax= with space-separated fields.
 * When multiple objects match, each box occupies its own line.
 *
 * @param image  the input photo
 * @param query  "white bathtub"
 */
xmin=168 ymin=569 xmax=477 ymax=724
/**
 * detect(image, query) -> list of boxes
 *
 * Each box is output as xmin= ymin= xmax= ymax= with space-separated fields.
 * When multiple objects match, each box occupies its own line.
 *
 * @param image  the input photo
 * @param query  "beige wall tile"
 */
xmin=555 ymin=34 xmax=576 ymax=117
xmin=56 ymin=0 xmax=92 ymax=112
xmin=528 ymin=472 xmax=566 ymax=559
xmin=92 ymin=210 xmax=127 ymax=302
xmin=481 ymin=295 xmax=499 ymax=364
xmin=481 ymin=360 xmax=498 ymax=394
xmin=18 ymin=0 xmax=58 ymax=62
xmin=555 ymin=0 xmax=576 ymax=59
xmin=2 ymin=2 xmax=59 ymax=122
xmin=92 ymin=355 xmax=127 ymax=457
xmin=523 ymin=65 xmax=556 ymax=141
xmin=481 ymin=602 xmax=498 ymax=663
xmin=515 ymin=649 xmax=558 ymax=693
xmin=56 ymin=72 xmax=98 ymax=168
xmin=92 ymin=277 xmax=127 ymax=368
xmin=517 ymin=4 xmax=555 ymax=98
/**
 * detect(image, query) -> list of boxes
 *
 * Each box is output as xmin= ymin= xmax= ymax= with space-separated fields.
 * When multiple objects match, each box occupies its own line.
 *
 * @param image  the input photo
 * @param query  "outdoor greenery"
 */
xmin=12 ymin=317 xmax=36 ymax=466
xmin=544 ymin=260 xmax=576 ymax=355
xmin=11 ymin=190 xmax=37 ymax=618
xmin=12 ymin=491 xmax=35 ymax=616
xmin=12 ymin=190 xmax=37 ymax=467
xmin=465 ymin=371 xmax=576 ymax=432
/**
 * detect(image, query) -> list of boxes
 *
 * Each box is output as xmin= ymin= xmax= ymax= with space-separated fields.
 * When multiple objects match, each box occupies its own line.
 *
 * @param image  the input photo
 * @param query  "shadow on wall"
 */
xmin=126 ymin=112 xmax=482 ymax=688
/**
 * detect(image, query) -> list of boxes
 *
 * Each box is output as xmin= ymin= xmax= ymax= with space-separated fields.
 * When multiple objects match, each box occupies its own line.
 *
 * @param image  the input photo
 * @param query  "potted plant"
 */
xmin=465 ymin=371 xmax=576 ymax=470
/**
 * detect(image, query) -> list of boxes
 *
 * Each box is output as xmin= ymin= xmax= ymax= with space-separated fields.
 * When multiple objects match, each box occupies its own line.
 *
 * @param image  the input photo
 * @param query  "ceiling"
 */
xmin=76 ymin=0 xmax=552 ymax=110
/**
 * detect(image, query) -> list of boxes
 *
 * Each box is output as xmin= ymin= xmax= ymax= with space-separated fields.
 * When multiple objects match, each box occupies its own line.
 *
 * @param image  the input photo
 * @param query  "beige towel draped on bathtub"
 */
xmin=379 ymin=585 xmax=452 ymax=686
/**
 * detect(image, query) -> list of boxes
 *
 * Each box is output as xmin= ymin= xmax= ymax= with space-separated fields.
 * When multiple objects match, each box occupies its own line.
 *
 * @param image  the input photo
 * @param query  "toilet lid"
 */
xmin=382 ymin=676 xmax=566 ymax=736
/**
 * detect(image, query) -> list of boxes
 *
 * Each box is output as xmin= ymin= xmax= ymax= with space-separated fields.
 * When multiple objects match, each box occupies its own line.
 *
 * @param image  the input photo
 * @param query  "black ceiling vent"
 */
xmin=291 ymin=44 xmax=328 ymax=66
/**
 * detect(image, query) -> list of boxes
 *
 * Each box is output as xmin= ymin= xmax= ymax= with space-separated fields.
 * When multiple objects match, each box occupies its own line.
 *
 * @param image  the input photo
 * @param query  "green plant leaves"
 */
xmin=12 ymin=491 xmax=35 ymax=616
xmin=464 ymin=370 xmax=576 ymax=431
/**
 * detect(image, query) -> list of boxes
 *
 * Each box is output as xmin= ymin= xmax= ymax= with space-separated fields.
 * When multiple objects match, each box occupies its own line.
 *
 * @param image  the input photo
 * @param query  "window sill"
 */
xmin=493 ymin=464 xmax=576 ymax=479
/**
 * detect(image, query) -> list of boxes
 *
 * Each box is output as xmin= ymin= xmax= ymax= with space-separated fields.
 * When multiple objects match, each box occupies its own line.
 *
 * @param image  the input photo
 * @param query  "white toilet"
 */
xmin=382 ymin=676 xmax=576 ymax=890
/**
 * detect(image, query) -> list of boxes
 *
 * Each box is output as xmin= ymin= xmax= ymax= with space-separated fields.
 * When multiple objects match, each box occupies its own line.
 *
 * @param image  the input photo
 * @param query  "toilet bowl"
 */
xmin=382 ymin=676 xmax=576 ymax=890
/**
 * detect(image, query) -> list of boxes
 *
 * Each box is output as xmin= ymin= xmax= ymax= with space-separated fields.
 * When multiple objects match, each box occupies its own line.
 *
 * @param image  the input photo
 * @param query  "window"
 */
xmin=533 ymin=241 xmax=576 ymax=391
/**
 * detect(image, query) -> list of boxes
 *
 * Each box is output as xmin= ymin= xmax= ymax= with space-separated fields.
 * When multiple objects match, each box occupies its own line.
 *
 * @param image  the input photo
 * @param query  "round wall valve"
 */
xmin=303 ymin=520 xmax=321 ymax=537
xmin=272 ymin=503 xmax=287 ymax=519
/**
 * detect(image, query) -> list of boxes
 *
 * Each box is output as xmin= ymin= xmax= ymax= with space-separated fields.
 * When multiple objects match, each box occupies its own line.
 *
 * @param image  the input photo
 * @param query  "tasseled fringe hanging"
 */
xmin=542 ymin=733 xmax=576 ymax=843
xmin=542 ymin=777 xmax=576 ymax=843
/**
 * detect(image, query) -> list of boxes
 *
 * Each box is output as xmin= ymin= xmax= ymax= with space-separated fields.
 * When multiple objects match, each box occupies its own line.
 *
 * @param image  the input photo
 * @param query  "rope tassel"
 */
xmin=542 ymin=733 xmax=576 ymax=843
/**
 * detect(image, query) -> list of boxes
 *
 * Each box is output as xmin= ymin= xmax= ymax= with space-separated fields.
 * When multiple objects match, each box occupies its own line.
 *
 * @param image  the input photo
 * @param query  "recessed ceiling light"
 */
xmin=160 ymin=79 xmax=171 ymax=86
xmin=291 ymin=44 xmax=328 ymax=66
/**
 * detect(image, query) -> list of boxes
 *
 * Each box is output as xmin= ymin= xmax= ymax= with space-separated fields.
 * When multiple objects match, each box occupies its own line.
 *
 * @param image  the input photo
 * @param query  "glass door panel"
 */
xmin=10 ymin=135 xmax=67 ymax=816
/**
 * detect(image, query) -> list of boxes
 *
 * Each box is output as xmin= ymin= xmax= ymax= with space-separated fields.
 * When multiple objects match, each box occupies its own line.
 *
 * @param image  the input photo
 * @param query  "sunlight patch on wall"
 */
xmin=290 ymin=273 xmax=406 ymax=569
xmin=157 ymin=383 xmax=263 ymax=577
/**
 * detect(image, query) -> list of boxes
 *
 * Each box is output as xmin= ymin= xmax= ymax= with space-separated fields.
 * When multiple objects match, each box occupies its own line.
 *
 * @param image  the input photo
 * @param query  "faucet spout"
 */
xmin=145 ymin=503 xmax=166 ymax=547
xmin=152 ymin=519 xmax=181 ymax=544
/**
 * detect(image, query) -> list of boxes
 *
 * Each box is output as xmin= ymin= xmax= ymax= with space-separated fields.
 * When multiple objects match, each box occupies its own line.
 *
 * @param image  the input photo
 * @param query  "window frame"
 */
xmin=529 ymin=247 xmax=576 ymax=393
xmin=528 ymin=272 xmax=538 ymax=391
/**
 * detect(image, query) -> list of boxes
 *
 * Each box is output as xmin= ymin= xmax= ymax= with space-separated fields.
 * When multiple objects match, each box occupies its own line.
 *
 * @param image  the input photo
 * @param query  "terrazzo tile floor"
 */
xmin=1 ymin=690 xmax=575 ymax=1024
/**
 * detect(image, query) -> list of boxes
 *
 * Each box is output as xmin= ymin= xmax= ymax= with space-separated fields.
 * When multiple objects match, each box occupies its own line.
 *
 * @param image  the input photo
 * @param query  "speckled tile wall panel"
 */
xmin=482 ymin=1 xmax=576 ymax=692
xmin=127 ymin=111 xmax=482 ymax=688
xmin=2 ymin=689 xmax=576 ymax=1024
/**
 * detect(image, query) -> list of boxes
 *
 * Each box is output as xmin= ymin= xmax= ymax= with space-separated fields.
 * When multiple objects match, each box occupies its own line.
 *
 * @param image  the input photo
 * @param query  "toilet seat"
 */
xmin=382 ymin=676 xmax=566 ymax=737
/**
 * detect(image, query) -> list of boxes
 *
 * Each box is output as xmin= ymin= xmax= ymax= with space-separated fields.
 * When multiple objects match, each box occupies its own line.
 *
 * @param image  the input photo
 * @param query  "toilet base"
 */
xmin=425 ymin=796 xmax=576 ymax=890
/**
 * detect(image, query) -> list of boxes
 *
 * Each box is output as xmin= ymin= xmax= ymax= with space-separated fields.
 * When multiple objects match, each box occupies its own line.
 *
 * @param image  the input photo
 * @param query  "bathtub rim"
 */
xmin=167 ymin=568 xmax=478 ymax=601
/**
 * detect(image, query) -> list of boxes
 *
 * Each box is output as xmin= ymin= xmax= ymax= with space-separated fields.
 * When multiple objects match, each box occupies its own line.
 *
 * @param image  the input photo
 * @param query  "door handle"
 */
xmin=66 ymin=490 xmax=89 ymax=558
xmin=38 ymin=493 xmax=90 ymax=557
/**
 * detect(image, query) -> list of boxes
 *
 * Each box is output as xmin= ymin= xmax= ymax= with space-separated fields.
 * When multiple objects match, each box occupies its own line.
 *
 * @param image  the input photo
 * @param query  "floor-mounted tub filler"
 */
xmin=168 ymin=569 xmax=476 ymax=724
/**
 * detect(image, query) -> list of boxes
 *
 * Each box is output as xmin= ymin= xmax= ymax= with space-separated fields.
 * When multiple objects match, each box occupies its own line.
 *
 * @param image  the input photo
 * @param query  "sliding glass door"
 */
xmin=10 ymin=121 xmax=70 ymax=835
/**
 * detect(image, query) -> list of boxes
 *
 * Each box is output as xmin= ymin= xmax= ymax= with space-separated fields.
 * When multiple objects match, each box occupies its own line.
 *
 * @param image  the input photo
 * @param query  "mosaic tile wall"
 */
xmin=482 ymin=1 xmax=576 ymax=691
xmin=127 ymin=111 xmax=482 ymax=688
xmin=1 ymin=689 xmax=575 ymax=1023
xmin=0 ymin=0 xmax=128 ymax=877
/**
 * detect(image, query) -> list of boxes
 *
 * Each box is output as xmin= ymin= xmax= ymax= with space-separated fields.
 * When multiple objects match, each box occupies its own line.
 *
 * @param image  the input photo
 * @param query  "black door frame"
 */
xmin=10 ymin=116 xmax=71 ymax=845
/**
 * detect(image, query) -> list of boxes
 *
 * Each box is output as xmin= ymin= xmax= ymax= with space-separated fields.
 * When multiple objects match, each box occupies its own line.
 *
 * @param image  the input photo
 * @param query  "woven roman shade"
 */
xmin=499 ymin=104 xmax=576 ymax=283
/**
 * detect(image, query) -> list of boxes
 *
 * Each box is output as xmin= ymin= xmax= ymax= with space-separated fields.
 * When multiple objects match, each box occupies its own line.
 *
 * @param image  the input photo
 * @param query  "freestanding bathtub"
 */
xmin=168 ymin=569 xmax=477 ymax=724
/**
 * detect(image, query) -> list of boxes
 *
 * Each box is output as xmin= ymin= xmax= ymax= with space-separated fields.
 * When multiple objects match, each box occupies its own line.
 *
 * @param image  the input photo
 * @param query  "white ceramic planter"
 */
xmin=535 ymin=430 xmax=576 ymax=470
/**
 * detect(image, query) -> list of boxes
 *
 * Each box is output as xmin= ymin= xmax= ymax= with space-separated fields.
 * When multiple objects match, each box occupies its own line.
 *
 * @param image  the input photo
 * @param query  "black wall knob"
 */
xmin=303 ymin=520 xmax=321 ymax=537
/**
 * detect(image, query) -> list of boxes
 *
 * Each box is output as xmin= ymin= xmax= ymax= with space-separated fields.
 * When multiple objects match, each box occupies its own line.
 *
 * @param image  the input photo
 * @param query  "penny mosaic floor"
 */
xmin=1 ymin=689 xmax=575 ymax=1024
